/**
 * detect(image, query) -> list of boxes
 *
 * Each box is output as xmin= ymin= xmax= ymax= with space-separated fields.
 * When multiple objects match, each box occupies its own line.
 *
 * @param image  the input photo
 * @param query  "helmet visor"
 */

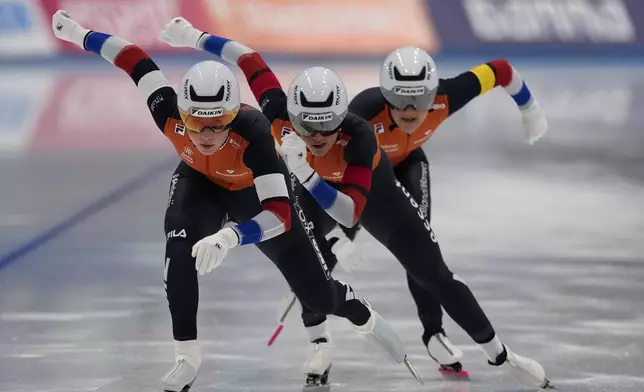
xmin=178 ymin=106 xmax=239 ymax=133
xmin=381 ymin=85 xmax=438 ymax=112
xmin=289 ymin=111 xmax=345 ymax=137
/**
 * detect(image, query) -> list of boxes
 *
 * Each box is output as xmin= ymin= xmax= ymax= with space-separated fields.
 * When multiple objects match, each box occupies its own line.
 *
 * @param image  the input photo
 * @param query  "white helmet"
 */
xmin=177 ymin=60 xmax=241 ymax=132
xmin=379 ymin=46 xmax=438 ymax=111
xmin=287 ymin=67 xmax=348 ymax=136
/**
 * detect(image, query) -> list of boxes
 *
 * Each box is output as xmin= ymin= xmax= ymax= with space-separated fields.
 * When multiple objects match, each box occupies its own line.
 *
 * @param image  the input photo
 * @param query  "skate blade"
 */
xmin=403 ymin=356 xmax=424 ymax=385
xmin=541 ymin=378 xmax=558 ymax=390
xmin=163 ymin=379 xmax=195 ymax=392
xmin=303 ymin=385 xmax=330 ymax=392
xmin=438 ymin=367 xmax=470 ymax=379
xmin=304 ymin=365 xmax=331 ymax=392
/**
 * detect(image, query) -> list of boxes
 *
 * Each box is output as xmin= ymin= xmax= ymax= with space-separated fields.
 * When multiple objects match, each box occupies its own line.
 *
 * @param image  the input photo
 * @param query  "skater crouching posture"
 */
xmin=51 ymin=10 xmax=418 ymax=392
xmin=310 ymin=46 xmax=549 ymax=376
xmin=157 ymin=17 xmax=552 ymax=390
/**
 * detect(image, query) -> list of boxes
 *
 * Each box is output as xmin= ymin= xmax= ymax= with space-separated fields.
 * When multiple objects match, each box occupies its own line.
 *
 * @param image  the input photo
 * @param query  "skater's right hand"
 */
xmin=327 ymin=228 xmax=365 ymax=272
xmin=192 ymin=227 xmax=240 ymax=275
xmin=521 ymin=101 xmax=548 ymax=145
xmin=52 ymin=10 xmax=89 ymax=48
xmin=159 ymin=17 xmax=205 ymax=49
xmin=279 ymin=133 xmax=314 ymax=183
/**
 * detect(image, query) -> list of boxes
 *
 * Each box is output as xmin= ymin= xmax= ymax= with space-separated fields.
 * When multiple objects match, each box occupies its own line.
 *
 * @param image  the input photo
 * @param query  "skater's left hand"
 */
xmin=192 ymin=227 xmax=240 ymax=275
xmin=52 ymin=10 xmax=89 ymax=48
xmin=159 ymin=16 xmax=204 ymax=49
xmin=327 ymin=228 xmax=365 ymax=272
xmin=521 ymin=102 xmax=548 ymax=145
xmin=279 ymin=133 xmax=314 ymax=183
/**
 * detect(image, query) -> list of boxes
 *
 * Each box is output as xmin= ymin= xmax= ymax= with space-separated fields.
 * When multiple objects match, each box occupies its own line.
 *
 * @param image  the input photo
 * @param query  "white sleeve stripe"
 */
xmin=504 ymin=67 xmax=524 ymax=95
xmin=100 ymin=36 xmax=131 ymax=64
xmin=253 ymin=210 xmax=286 ymax=241
xmin=222 ymin=41 xmax=254 ymax=64
xmin=137 ymin=70 xmax=170 ymax=100
xmin=302 ymin=174 xmax=356 ymax=228
xmin=254 ymin=173 xmax=289 ymax=202
xmin=325 ymin=192 xmax=357 ymax=228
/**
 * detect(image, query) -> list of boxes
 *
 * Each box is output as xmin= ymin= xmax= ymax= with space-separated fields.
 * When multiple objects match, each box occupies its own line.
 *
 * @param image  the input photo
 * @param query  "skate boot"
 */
xmin=490 ymin=345 xmax=552 ymax=389
xmin=303 ymin=322 xmax=332 ymax=391
xmin=354 ymin=297 xmax=423 ymax=384
xmin=160 ymin=340 xmax=201 ymax=392
xmin=426 ymin=331 xmax=469 ymax=378
xmin=303 ymin=338 xmax=332 ymax=391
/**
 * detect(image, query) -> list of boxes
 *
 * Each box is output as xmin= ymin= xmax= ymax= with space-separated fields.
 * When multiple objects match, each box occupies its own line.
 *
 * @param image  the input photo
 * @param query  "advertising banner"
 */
xmin=0 ymin=73 xmax=55 ymax=153
xmin=0 ymin=0 xmax=57 ymax=56
xmin=31 ymin=0 xmax=438 ymax=55
xmin=7 ymin=0 xmax=644 ymax=58
xmin=426 ymin=0 xmax=644 ymax=54
xmin=30 ymin=75 xmax=170 ymax=149
xmin=191 ymin=0 xmax=439 ymax=54
xmin=38 ymin=0 xmax=182 ymax=53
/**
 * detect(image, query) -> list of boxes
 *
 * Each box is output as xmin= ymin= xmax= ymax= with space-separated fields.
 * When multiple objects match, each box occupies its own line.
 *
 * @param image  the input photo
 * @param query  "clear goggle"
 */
xmin=381 ymin=85 xmax=438 ymax=111
xmin=178 ymin=106 xmax=239 ymax=133
xmin=289 ymin=110 xmax=346 ymax=137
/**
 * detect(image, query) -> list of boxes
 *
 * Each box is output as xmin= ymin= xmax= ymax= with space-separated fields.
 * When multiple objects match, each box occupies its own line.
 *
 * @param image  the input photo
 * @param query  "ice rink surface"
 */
xmin=0 ymin=58 xmax=643 ymax=392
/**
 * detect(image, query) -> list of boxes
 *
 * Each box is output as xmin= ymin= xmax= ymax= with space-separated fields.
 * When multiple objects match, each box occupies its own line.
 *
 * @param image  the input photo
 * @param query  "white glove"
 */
xmin=192 ymin=227 xmax=240 ymax=275
xmin=52 ymin=10 xmax=89 ymax=48
xmin=326 ymin=227 xmax=365 ymax=272
xmin=159 ymin=17 xmax=205 ymax=49
xmin=279 ymin=133 xmax=314 ymax=183
xmin=521 ymin=102 xmax=548 ymax=145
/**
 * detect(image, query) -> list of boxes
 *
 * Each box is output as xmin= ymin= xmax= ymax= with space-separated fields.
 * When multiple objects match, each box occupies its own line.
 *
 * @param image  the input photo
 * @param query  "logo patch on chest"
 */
xmin=181 ymin=145 xmax=194 ymax=163
xmin=381 ymin=144 xmax=399 ymax=152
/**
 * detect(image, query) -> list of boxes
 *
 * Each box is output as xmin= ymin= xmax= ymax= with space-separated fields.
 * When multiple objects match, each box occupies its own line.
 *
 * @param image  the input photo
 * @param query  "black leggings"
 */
xmin=300 ymin=150 xmax=496 ymax=345
xmin=335 ymin=149 xmax=443 ymax=341
xmin=164 ymin=161 xmax=369 ymax=341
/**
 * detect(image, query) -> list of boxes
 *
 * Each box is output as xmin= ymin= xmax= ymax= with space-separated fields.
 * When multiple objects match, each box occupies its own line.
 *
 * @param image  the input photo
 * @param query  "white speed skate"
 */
xmin=427 ymin=332 xmax=469 ymax=378
xmin=161 ymin=359 xmax=197 ymax=391
xmin=303 ymin=339 xmax=333 ymax=391
xmin=491 ymin=345 xmax=552 ymax=389
xmin=354 ymin=298 xmax=423 ymax=384
xmin=160 ymin=341 xmax=200 ymax=391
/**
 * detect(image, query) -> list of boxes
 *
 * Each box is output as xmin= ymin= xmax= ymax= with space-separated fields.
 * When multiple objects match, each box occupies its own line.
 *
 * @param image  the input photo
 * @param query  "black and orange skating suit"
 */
xmin=341 ymin=60 xmax=520 ymax=343
xmin=79 ymin=30 xmax=378 ymax=343
xmin=201 ymin=35 xmax=503 ymax=348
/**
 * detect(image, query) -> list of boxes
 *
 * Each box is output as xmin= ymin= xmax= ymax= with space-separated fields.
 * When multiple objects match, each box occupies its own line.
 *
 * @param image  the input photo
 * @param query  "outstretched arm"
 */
xmin=52 ymin=10 xmax=177 ymax=132
xmin=159 ymin=17 xmax=288 ymax=123
xmin=442 ymin=60 xmax=532 ymax=114
xmin=441 ymin=59 xmax=547 ymax=144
